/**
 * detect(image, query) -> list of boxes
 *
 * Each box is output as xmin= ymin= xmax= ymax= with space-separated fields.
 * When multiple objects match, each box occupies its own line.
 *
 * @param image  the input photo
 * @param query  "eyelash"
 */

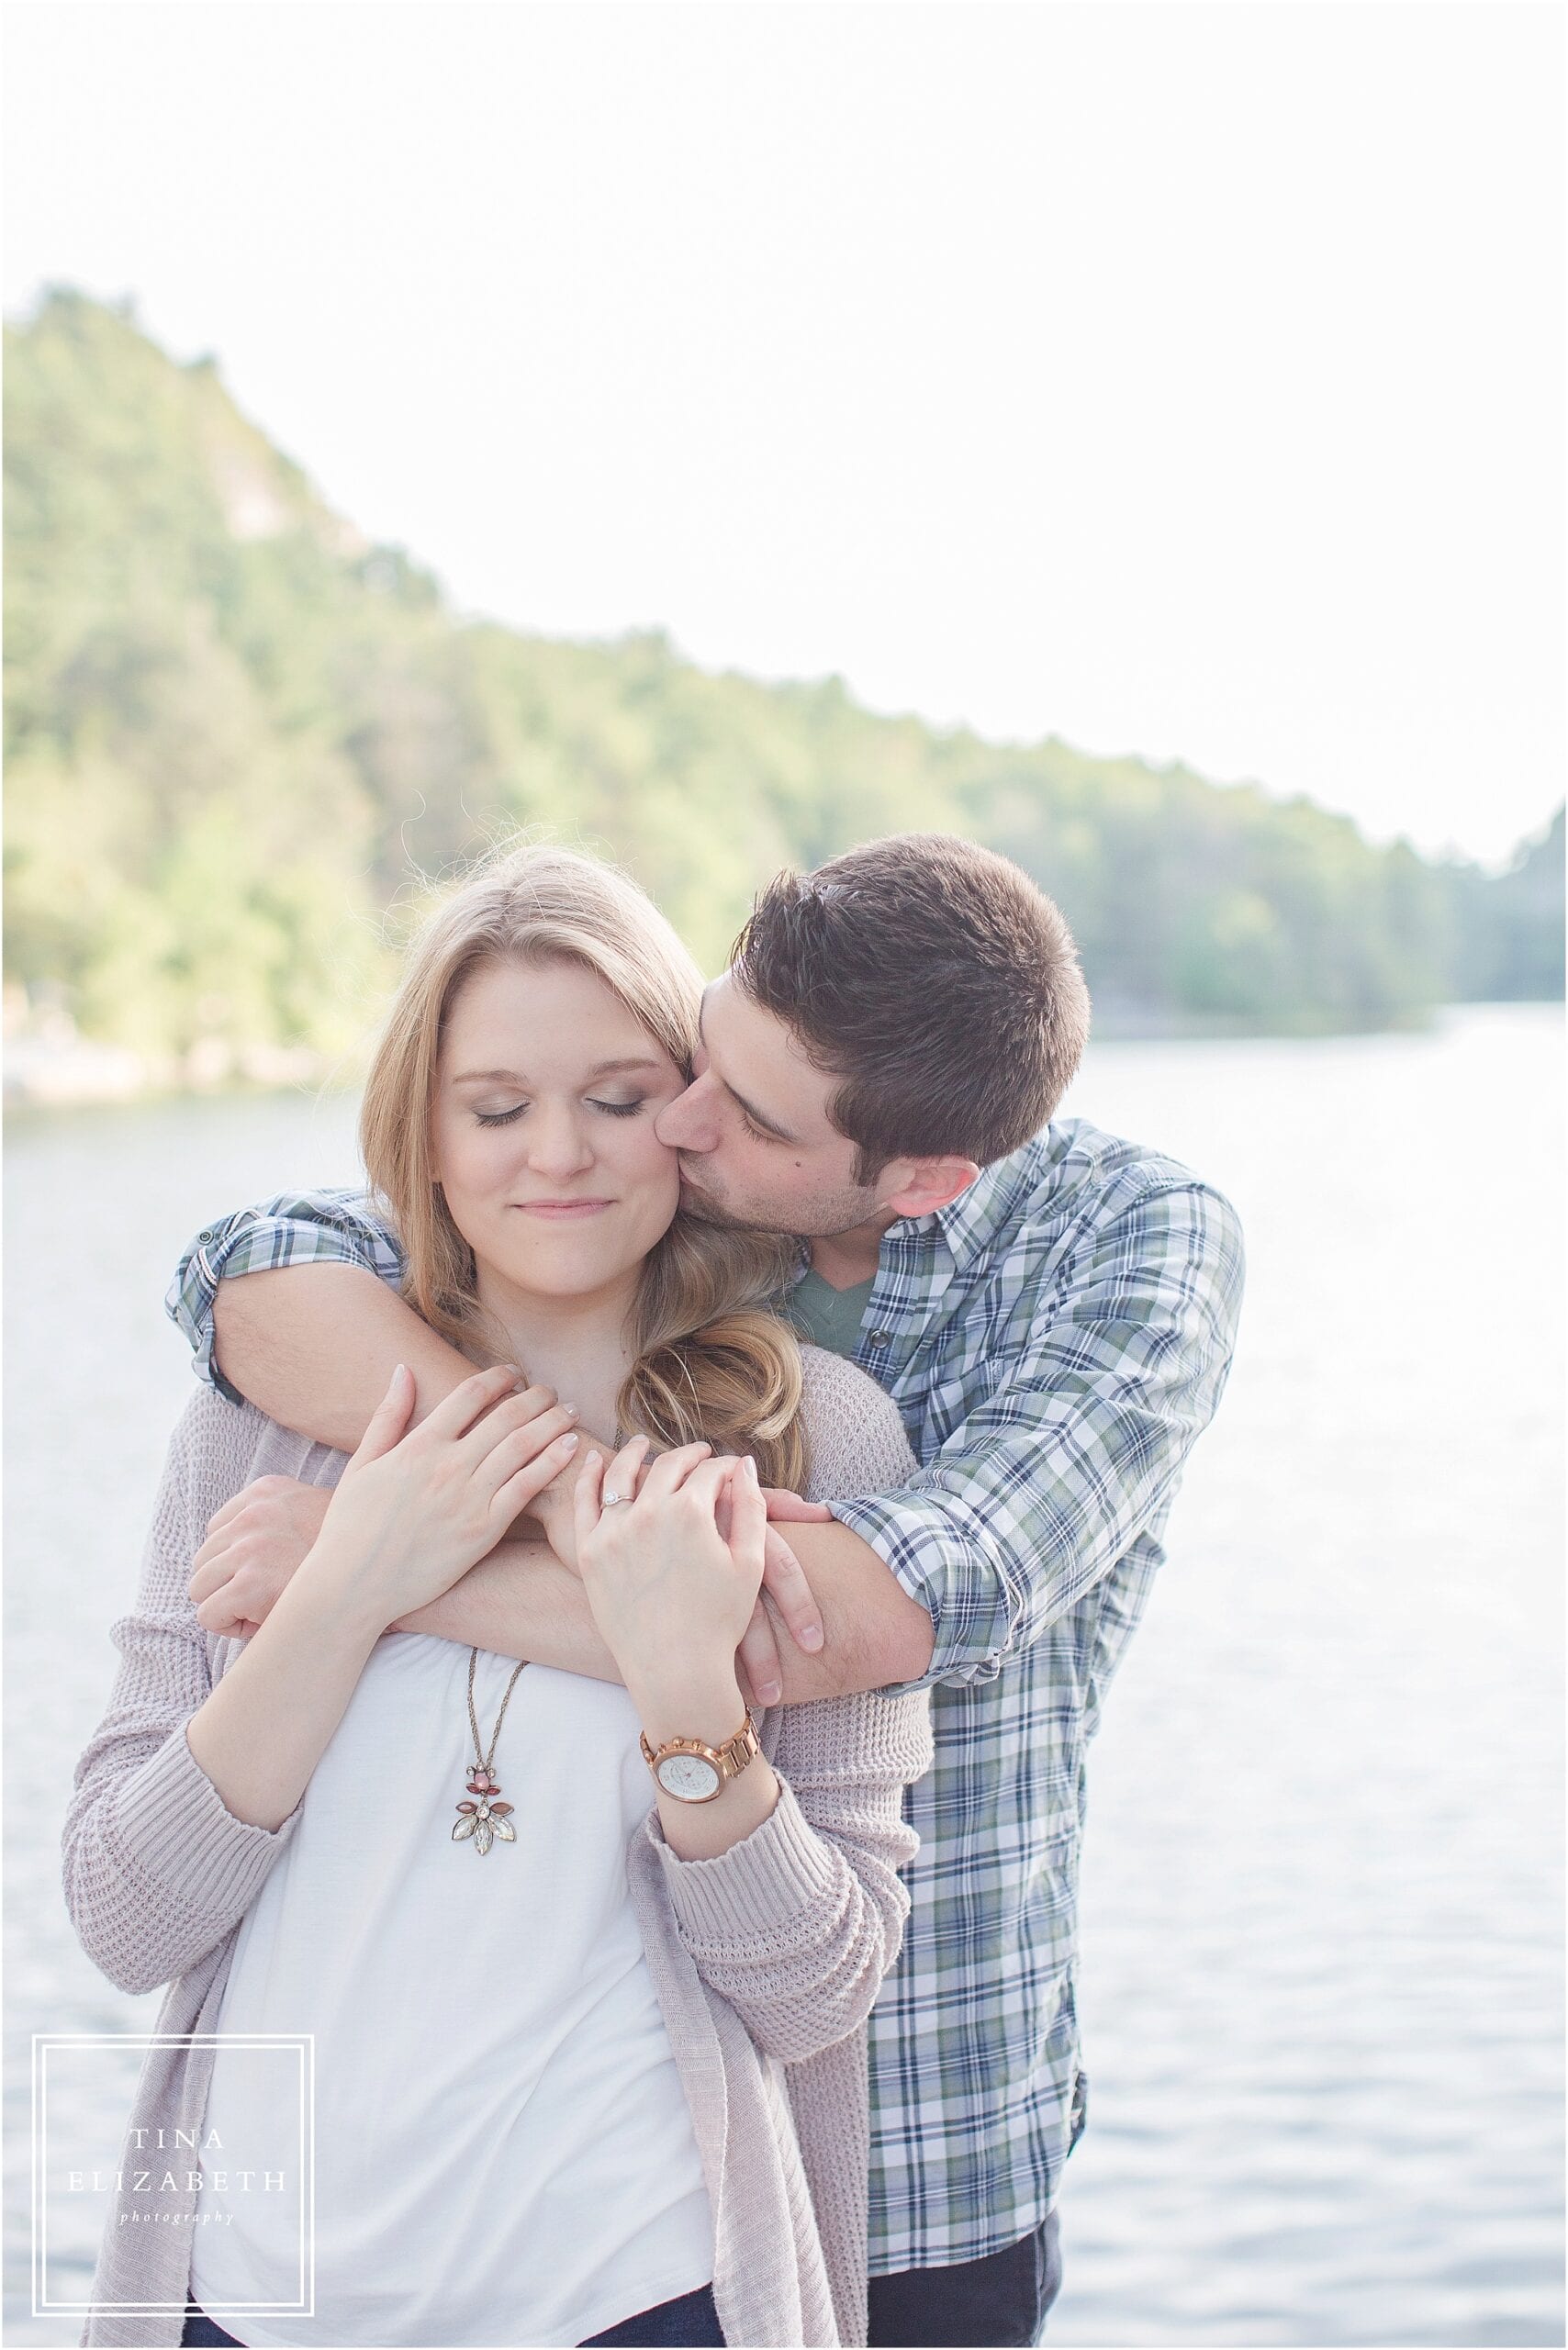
xmin=476 ymin=1100 xmax=644 ymax=1128
xmin=740 ymin=1113 xmax=773 ymax=1144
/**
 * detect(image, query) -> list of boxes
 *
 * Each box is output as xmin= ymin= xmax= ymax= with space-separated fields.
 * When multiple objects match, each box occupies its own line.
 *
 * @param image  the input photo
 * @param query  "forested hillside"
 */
xmin=5 ymin=290 xmax=1562 ymax=1088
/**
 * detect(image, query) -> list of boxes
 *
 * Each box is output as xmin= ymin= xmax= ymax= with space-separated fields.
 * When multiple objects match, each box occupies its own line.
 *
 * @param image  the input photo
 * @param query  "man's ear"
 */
xmin=879 ymin=1155 xmax=981 ymax=1221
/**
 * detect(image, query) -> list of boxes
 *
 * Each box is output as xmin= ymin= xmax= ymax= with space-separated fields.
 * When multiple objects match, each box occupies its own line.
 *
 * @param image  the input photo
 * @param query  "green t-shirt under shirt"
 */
xmin=787 ymin=1268 xmax=877 ymax=1360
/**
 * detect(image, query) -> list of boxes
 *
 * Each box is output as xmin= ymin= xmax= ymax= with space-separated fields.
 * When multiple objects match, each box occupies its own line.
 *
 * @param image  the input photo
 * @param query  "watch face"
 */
xmin=655 ymin=1751 xmax=722 ymax=1802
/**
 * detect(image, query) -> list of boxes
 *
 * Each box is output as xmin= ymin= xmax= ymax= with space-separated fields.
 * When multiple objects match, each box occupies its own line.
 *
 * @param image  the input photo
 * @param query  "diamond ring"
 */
xmin=602 ymin=1491 xmax=627 ymax=1506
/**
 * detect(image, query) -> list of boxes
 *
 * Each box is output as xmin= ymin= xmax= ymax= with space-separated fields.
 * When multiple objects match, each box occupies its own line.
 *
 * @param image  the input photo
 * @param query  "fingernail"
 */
xmin=563 ymin=1404 xmax=579 ymax=1417
xmin=584 ymin=1450 xmax=601 ymax=1472
xmin=560 ymin=1433 xmax=580 ymax=1452
xmin=744 ymin=1454 xmax=759 ymax=1482
xmin=759 ymin=1681 xmax=781 ymax=1706
xmin=800 ymin=1625 xmax=824 ymax=1652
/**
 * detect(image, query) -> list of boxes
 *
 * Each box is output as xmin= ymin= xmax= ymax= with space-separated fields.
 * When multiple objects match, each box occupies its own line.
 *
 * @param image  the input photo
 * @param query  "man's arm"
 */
xmin=177 ymin=1167 xmax=1241 ymax=1705
xmin=203 ymin=1258 xmax=926 ymax=1699
xmin=394 ymin=1542 xmax=622 ymax=1678
xmin=214 ymin=1263 xmax=488 ymax=1448
xmin=824 ymin=1175 xmax=1246 ymax=1692
xmin=745 ymin=1522 xmax=936 ymax=1695
xmin=393 ymin=1519 xmax=934 ymax=1702
xmin=170 ymin=1189 xmax=406 ymax=1407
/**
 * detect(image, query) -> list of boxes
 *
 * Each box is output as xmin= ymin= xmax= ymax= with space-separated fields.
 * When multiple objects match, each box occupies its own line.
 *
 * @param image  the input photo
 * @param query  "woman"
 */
xmin=64 ymin=846 xmax=934 ymax=2350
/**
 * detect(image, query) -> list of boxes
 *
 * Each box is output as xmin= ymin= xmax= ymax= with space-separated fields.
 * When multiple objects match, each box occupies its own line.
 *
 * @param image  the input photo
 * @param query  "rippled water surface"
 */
xmin=6 ymin=1006 xmax=1562 ymax=2345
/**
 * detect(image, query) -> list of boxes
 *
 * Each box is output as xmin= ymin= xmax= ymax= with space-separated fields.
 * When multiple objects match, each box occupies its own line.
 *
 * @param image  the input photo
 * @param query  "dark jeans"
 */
xmin=182 ymin=2228 xmax=1058 ymax=2350
xmin=179 ymin=2284 xmax=725 ymax=2348
xmin=581 ymin=2282 xmax=725 ymax=2344
xmin=867 ymin=2210 xmax=1063 ymax=2348
xmin=180 ymin=2311 xmax=241 ymax=2348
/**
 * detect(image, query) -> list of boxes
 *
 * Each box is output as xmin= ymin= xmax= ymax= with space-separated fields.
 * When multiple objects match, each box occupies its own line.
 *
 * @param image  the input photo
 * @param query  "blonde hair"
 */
xmin=359 ymin=845 xmax=807 ymax=1488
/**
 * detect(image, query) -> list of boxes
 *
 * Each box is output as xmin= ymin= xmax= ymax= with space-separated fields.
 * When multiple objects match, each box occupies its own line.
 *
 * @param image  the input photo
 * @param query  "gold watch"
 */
xmin=640 ymin=1713 xmax=761 ymax=1804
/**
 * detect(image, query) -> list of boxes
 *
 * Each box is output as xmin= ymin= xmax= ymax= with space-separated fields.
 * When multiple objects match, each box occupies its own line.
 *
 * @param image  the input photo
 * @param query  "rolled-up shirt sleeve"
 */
xmin=166 ymin=1189 xmax=406 ymax=1401
xmin=827 ymin=1179 xmax=1245 ymax=1692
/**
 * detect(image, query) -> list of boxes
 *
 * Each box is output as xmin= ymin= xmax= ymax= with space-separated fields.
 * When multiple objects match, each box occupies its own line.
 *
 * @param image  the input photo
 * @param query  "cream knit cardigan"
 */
xmin=63 ymin=1347 xmax=934 ymax=2350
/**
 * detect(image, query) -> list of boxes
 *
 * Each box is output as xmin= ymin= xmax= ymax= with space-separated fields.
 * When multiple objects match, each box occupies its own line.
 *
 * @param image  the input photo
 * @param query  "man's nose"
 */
xmin=655 ymin=1072 xmax=719 ymax=1154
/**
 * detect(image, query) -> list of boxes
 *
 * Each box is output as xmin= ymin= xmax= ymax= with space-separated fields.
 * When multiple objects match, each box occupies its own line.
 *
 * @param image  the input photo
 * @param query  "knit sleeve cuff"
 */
xmin=107 ymin=1723 xmax=305 ymax=1919
xmin=647 ymin=1778 xmax=841 ymax=1941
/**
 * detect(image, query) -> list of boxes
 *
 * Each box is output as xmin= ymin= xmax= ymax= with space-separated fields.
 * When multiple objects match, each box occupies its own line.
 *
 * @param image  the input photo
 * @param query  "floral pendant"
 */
xmin=453 ymin=1764 xmax=515 ymax=1856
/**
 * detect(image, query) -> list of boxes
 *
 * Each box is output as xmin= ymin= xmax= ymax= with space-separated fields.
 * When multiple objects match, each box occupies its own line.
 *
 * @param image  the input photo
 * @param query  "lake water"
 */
xmin=6 ymin=1004 xmax=1562 ymax=2346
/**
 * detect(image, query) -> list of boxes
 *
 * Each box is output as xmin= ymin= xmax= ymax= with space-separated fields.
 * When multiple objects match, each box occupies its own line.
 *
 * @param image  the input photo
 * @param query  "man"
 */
xmin=172 ymin=833 xmax=1244 ymax=2347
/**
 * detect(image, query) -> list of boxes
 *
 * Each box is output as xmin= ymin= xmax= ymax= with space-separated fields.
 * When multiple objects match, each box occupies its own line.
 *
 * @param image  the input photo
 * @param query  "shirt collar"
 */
xmin=785 ymin=1134 xmax=1047 ymax=1296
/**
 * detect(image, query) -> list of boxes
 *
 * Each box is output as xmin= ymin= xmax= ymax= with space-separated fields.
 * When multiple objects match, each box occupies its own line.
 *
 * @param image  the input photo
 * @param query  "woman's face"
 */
xmin=431 ymin=956 xmax=688 ymax=1309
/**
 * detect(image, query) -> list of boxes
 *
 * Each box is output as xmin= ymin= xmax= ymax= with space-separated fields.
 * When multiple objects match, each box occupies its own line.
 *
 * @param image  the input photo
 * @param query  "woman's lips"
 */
xmin=513 ymin=1200 xmax=614 ymax=1219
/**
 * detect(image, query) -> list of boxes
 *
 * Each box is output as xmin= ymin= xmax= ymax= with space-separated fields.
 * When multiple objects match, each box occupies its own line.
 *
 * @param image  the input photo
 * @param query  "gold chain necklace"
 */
xmin=451 ymin=1648 xmax=527 ymax=1856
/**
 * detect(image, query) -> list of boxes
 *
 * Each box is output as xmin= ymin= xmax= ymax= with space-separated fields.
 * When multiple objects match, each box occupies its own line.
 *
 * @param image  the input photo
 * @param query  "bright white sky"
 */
xmin=5 ymin=2 xmax=1563 ymax=866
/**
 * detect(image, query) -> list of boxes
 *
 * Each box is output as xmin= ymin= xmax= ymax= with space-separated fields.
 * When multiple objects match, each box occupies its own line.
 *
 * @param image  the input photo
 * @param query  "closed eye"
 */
xmin=475 ymin=1098 xmax=646 ymax=1128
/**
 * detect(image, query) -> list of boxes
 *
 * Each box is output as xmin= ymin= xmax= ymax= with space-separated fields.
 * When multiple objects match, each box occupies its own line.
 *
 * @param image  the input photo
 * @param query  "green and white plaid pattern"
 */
xmin=169 ymin=1117 xmax=1244 ymax=2270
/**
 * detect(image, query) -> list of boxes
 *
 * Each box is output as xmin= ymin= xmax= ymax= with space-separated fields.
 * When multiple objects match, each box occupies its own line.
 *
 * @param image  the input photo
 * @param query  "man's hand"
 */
xmin=188 ymin=1476 xmax=332 ymax=1639
xmin=732 ymin=1489 xmax=832 ymax=1706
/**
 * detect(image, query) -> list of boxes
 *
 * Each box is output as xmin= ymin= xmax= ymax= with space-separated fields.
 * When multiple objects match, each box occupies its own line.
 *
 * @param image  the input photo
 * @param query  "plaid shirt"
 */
xmin=168 ymin=1116 xmax=1244 ymax=2271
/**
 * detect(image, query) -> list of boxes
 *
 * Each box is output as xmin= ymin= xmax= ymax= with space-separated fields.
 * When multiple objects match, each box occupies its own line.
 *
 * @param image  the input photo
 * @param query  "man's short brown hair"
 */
xmin=730 ymin=834 xmax=1091 ymax=1178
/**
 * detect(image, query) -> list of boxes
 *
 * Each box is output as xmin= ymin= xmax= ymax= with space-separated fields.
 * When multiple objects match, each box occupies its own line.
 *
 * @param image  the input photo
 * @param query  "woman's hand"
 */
xmin=301 ymin=1363 xmax=580 ymax=1626
xmin=573 ymin=1436 xmax=767 ymax=1718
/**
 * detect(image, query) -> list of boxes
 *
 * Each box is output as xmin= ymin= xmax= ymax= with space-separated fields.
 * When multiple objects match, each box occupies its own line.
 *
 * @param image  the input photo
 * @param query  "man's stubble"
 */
xmin=677 ymin=1169 xmax=884 ymax=1245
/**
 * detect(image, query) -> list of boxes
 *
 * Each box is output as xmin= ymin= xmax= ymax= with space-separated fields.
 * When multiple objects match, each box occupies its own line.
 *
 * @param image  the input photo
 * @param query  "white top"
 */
xmin=190 ymin=1635 xmax=713 ymax=2348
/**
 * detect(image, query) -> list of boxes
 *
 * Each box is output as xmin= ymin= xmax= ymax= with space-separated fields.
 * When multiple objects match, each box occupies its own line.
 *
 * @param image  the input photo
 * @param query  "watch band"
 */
xmin=640 ymin=1712 xmax=761 ymax=1801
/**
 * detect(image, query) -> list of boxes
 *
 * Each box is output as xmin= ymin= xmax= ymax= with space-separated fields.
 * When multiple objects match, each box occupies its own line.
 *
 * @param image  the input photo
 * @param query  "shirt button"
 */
xmin=867 ymin=1329 xmax=889 ymax=1347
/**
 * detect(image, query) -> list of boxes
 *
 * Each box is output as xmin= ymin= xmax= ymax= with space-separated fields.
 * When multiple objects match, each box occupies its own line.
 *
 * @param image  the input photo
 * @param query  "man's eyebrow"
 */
xmin=696 ymin=995 xmax=799 ymax=1142
xmin=451 ymin=1058 xmax=665 ymax=1084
